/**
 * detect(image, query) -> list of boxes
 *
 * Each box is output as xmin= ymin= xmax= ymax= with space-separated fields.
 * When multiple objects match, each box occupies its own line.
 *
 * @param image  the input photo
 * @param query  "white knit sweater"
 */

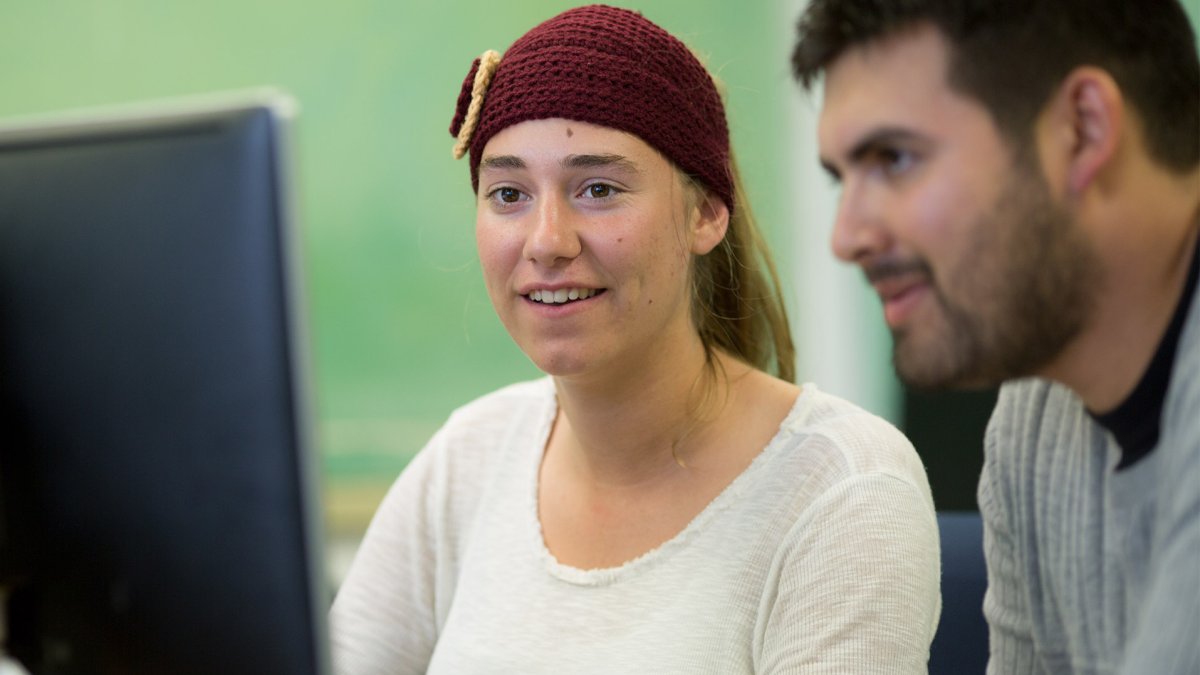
xmin=330 ymin=379 xmax=941 ymax=674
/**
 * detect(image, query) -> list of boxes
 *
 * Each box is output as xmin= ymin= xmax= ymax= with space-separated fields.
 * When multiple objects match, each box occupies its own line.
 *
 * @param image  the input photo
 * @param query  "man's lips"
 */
xmin=871 ymin=274 xmax=925 ymax=301
xmin=876 ymin=277 xmax=930 ymax=328
xmin=864 ymin=261 xmax=933 ymax=328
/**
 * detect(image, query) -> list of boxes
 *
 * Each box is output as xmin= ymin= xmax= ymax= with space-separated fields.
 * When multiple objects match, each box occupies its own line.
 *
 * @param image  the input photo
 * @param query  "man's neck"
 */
xmin=1041 ymin=170 xmax=1200 ymax=413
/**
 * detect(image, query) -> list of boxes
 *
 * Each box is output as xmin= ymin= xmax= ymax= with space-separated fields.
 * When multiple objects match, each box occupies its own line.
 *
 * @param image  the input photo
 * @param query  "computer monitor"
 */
xmin=0 ymin=91 xmax=330 ymax=675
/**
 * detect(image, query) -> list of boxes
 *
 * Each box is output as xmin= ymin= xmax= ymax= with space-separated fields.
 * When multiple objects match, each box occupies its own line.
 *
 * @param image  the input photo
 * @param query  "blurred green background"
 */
xmin=3 ymin=0 xmax=1197 ymax=570
xmin=0 ymin=1 xmax=812 ymax=545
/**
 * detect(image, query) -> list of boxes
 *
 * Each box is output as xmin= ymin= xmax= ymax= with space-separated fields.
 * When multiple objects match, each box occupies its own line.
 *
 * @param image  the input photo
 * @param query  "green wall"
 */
xmin=0 ymin=1 xmax=800 ymax=531
xmin=3 ymin=1 xmax=1197 ymax=533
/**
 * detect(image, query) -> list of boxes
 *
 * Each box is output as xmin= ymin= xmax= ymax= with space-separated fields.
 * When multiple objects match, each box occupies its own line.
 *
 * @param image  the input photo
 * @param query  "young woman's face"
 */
xmin=475 ymin=118 xmax=724 ymax=380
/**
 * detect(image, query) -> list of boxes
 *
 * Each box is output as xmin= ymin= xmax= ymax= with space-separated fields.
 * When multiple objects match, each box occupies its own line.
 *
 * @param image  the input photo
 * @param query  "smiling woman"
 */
xmin=328 ymin=5 xmax=941 ymax=674
xmin=475 ymin=119 xmax=717 ymax=381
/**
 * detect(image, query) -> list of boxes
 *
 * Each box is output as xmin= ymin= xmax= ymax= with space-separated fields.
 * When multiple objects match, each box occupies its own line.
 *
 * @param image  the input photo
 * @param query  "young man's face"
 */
xmin=816 ymin=23 xmax=1097 ymax=389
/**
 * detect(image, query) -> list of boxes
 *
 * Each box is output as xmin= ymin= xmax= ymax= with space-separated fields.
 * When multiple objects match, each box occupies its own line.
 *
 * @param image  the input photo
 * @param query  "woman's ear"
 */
xmin=690 ymin=191 xmax=729 ymax=255
xmin=1044 ymin=66 xmax=1124 ymax=196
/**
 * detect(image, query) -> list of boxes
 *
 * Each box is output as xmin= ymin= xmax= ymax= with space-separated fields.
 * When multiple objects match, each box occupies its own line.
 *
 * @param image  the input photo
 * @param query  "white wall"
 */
xmin=777 ymin=0 xmax=903 ymax=424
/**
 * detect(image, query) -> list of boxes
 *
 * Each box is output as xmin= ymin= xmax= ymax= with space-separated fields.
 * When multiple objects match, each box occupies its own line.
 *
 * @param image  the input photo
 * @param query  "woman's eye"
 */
xmin=486 ymin=187 xmax=524 ymax=205
xmin=582 ymin=183 xmax=618 ymax=199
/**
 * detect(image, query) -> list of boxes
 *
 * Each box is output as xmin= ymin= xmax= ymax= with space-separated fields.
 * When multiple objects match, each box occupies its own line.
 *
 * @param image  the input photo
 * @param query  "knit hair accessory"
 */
xmin=448 ymin=4 xmax=734 ymax=213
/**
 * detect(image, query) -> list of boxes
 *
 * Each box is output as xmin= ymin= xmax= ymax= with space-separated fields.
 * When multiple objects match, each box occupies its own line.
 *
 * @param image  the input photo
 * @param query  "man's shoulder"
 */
xmin=980 ymin=377 xmax=1111 ymax=491
xmin=987 ymin=377 xmax=1086 ymax=442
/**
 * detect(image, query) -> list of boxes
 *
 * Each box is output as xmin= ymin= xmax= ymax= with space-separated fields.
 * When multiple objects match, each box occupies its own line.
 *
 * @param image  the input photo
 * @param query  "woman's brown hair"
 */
xmin=687 ymin=153 xmax=796 ymax=384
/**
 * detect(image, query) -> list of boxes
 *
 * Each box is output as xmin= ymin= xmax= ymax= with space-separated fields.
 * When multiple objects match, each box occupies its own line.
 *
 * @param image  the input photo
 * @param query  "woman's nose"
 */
xmin=523 ymin=194 xmax=582 ymax=266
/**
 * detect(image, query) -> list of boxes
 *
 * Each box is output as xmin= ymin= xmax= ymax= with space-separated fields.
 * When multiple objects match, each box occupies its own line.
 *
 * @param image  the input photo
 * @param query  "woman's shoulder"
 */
xmin=442 ymin=376 xmax=555 ymax=429
xmin=411 ymin=377 xmax=555 ymax=481
xmin=770 ymin=383 xmax=928 ymax=489
xmin=380 ymin=377 xmax=554 ymax=530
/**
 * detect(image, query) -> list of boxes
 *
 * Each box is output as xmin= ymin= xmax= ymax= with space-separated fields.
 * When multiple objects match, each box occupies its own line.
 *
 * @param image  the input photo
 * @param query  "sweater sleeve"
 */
xmin=978 ymin=384 xmax=1040 ymax=675
xmin=328 ymin=432 xmax=448 ymax=675
xmin=757 ymin=471 xmax=942 ymax=674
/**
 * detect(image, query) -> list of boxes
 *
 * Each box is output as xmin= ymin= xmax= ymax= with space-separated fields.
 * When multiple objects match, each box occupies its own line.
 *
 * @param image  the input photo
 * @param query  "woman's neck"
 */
xmin=548 ymin=331 xmax=725 ymax=488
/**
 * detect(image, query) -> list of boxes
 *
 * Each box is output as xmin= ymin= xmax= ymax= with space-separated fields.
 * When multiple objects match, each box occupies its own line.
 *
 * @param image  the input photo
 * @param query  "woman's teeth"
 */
xmin=529 ymin=288 xmax=598 ymax=304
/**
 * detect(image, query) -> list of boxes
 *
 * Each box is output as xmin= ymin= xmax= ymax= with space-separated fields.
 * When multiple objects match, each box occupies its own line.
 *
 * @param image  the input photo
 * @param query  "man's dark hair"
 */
xmin=792 ymin=0 xmax=1200 ymax=171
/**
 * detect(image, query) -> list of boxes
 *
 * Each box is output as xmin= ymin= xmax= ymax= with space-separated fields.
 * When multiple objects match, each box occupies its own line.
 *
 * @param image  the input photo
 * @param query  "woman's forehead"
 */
xmin=480 ymin=119 xmax=669 ymax=170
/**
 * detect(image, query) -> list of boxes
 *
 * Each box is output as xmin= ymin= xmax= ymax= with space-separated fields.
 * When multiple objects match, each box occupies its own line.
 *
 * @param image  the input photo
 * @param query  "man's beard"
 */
xmin=884 ymin=166 xmax=1100 ymax=390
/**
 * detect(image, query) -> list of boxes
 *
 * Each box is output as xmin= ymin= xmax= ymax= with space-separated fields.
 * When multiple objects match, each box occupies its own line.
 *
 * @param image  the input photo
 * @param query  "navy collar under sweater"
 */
xmin=1092 ymin=237 xmax=1200 ymax=470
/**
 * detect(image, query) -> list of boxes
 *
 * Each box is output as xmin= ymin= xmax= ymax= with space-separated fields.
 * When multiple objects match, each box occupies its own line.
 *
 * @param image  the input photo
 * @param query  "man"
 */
xmin=791 ymin=1 xmax=1199 ymax=673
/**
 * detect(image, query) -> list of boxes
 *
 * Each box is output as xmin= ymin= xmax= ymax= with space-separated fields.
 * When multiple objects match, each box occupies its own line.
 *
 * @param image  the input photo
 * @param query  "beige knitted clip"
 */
xmin=452 ymin=49 xmax=502 ymax=159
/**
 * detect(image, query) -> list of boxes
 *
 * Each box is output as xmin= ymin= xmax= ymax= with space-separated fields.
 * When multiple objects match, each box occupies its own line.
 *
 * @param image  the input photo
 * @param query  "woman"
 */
xmin=330 ymin=6 xmax=940 ymax=673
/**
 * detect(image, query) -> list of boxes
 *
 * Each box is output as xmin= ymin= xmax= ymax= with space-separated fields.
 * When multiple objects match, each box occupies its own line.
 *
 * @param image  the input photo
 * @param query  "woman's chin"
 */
xmin=523 ymin=348 xmax=610 ymax=381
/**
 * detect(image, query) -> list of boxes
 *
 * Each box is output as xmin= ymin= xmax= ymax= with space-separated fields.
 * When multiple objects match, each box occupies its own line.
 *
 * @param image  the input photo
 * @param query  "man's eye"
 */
xmin=879 ymin=148 xmax=915 ymax=175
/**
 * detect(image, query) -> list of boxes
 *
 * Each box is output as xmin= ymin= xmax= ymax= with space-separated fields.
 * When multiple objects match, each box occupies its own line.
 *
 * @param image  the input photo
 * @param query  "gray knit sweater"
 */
xmin=978 ymin=287 xmax=1200 ymax=674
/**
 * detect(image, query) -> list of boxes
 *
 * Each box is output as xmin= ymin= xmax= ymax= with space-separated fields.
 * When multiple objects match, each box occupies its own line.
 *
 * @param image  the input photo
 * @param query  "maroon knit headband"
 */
xmin=448 ymin=4 xmax=735 ymax=214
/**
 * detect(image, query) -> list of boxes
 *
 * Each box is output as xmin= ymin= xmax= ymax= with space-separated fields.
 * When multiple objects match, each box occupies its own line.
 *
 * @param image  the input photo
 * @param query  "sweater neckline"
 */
xmin=524 ymin=378 xmax=811 ymax=587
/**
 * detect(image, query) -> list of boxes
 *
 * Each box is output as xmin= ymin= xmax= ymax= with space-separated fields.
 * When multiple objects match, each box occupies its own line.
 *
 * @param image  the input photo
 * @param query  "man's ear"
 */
xmin=1045 ymin=66 xmax=1124 ymax=196
xmin=690 ymin=192 xmax=730 ymax=255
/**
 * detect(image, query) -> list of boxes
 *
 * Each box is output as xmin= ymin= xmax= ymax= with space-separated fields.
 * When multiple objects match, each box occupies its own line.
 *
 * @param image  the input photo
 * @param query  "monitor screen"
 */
xmin=0 ymin=92 xmax=330 ymax=675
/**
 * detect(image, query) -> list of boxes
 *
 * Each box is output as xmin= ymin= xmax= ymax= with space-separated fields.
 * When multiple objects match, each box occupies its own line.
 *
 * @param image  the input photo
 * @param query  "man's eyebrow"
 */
xmin=846 ymin=127 xmax=926 ymax=164
xmin=819 ymin=127 xmax=927 ymax=181
xmin=479 ymin=155 xmax=526 ymax=172
xmin=562 ymin=153 xmax=641 ymax=174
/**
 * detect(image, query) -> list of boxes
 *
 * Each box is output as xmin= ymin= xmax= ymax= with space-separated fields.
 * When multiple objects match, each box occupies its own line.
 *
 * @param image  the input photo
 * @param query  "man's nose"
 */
xmin=830 ymin=180 xmax=889 ymax=265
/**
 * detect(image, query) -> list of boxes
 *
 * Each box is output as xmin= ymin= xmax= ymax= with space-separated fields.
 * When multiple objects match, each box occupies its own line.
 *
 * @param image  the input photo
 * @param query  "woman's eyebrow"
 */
xmin=478 ymin=153 xmax=642 ymax=175
xmin=562 ymin=153 xmax=640 ymax=174
xmin=478 ymin=155 xmax=527 ymax=173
